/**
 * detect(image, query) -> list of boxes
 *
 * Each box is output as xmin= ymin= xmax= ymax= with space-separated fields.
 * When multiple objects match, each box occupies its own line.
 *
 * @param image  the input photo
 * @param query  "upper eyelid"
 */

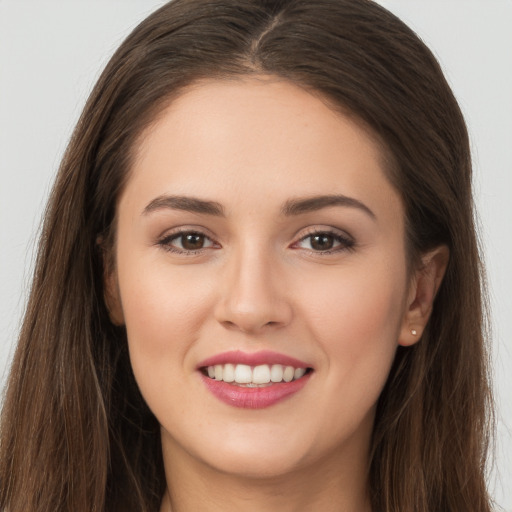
xmin=164 ymin=231 xmax=215 ymax=243
xmin=298 ymin=232 xmax=351 ymax=243
xmin=294 ymin=225 xmax=354 ymax=242
xmin=157 ymin=225 xmax=218 ymax=241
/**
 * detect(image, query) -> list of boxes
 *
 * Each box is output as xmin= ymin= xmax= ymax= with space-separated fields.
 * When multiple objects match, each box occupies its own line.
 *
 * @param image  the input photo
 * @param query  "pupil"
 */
xmin=311 ymin=234 xmax=333 ymax=251
xmin=182 ymin=233 xmax=204 ymax=250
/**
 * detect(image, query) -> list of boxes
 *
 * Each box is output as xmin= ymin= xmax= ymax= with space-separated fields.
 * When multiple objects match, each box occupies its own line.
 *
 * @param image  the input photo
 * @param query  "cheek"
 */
xmin=114 ymin=257 xmax=220 ymax=427
xmin=300 ymin=260 xmax=407 ymax=397
xmin=115 ymin=255 xmax=215 ymax=371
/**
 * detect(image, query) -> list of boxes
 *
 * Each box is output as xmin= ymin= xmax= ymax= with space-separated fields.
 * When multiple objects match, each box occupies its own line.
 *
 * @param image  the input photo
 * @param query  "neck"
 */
xmin=159 ymin=433 xmax=372 ymax=512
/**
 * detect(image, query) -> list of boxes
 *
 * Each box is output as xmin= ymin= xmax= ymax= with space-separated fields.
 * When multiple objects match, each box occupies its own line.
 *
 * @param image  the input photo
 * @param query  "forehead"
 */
xmin=125 ymin=77 xmax=402 ymax=224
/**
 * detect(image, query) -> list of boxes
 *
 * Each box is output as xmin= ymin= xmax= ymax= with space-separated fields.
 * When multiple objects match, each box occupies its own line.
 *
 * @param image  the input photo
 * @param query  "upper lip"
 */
xmin=197 ymin=350 xmax=312 ymax=369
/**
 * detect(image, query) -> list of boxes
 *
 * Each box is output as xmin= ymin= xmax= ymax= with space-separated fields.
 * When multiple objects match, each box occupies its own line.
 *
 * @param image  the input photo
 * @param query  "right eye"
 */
xmin=158 ymin=231 xmax=217 ymax=254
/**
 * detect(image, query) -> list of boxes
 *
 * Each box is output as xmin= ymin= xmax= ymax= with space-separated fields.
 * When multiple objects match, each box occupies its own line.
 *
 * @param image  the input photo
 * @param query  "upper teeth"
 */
xmin=206 ymin=364 xmax=307 ymax=385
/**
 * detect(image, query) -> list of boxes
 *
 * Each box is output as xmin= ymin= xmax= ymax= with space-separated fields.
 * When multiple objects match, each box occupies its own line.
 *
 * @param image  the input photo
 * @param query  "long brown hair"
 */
xmin=0 ymin=1 xmax=494 ymax=510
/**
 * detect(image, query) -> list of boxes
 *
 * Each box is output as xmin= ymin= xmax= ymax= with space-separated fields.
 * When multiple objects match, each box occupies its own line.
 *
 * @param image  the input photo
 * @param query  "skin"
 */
xmin=106 ymin=76 xmax=448 ymax=512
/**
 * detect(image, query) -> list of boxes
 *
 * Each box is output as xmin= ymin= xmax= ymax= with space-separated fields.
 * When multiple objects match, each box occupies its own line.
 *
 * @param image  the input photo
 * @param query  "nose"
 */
xmin=214 ymin=245 xmax=293 ymax=334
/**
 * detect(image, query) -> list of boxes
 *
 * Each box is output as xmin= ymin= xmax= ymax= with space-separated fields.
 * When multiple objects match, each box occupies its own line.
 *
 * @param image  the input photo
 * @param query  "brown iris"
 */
xmin=181 ymin=233 xmax=205 ymax=250
xmin=310 ymin=233 xmax=335 ymax=251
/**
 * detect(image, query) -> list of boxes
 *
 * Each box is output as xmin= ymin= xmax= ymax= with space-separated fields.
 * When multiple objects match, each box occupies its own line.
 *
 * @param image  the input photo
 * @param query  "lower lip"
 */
xmin=201 ymin=373 xmax=311 ymax=409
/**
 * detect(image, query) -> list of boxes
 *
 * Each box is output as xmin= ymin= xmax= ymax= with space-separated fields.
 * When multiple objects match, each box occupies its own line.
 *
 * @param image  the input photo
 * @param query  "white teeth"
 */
xmin=205 ymin=363 xmax=309 ymax=385
xmin=252 ymin=365 xmax=271 ymax=384
xmin=294 ymin=367 xmax=306 ymax=379
xmin=223 ymin=363 xmax=235 ymax=383
xmin=234 ymin=364 xmax=252 ymax=384
xmin=270 ymin=364 xmax=283 ymax=382
xmin=283 ymin=366 xmax=294 ymax=382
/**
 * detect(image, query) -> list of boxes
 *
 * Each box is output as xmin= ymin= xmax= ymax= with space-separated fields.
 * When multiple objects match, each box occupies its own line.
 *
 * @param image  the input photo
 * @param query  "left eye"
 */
xmin=296 ymin=232 xmax=353 ymax=252
xmin=162 ymin=232 xmax=215 ymax=252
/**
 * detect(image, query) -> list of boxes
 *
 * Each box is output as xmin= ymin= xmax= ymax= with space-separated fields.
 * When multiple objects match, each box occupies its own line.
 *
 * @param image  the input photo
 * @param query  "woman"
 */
xmin=0 ymin=0 xmax=494 ymax=511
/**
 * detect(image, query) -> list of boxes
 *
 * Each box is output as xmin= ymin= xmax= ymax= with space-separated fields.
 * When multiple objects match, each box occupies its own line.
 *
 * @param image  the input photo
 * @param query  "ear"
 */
xmin=104 ymin=269 xmax=125 ymax=326
xmin=98 ymin=236 xmax=125 ymax=326
xmin=399 ymin=245 xmax=449 ymax=346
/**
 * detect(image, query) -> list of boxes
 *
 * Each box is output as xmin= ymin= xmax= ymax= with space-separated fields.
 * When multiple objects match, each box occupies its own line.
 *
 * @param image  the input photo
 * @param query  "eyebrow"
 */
xmin=142 ymin=195 xmax=225 ymax=216
xmin=281 ymin=194 xmax=376 ymax=220
xmin=142 ymin=193 xmax=375 ymax=220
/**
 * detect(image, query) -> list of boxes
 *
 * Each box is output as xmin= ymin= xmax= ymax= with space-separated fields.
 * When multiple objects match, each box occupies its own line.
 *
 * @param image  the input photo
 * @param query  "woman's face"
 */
xmin=110 ymin=77 xmax=418 ymax=479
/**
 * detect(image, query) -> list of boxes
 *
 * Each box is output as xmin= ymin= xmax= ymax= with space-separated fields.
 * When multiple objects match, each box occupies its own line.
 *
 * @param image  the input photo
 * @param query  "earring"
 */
xmin=411 ymin=329 xmax=418 ymax=336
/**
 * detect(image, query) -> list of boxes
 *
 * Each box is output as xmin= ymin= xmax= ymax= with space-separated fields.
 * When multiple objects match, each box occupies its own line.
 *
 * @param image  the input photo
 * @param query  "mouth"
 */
xmin=200 ymin=363 xmax=313 ymax=387
xmin=197 ymin=351 xmax=314 ymax=409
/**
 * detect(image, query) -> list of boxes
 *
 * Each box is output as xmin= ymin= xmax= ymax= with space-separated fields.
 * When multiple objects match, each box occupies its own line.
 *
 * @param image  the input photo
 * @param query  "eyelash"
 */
xmin=293 ymin=228 xmax=355 ymax=255
xmin=157 ymin=230 xmax=218 ymax=255
xmin=157 ymin=228 xmax=355 ymax=256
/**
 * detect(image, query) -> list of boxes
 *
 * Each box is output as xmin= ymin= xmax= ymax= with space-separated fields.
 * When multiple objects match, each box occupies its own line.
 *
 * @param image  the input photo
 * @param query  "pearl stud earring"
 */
xmin=411 ymin=329 xmax=417 ymax=336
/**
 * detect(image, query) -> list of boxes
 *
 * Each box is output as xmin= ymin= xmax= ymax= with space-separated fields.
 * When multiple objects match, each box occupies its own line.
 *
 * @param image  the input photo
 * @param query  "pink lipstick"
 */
xmin=197 ymin=350 xmax=313 ymax=409
xmin=198 ymin=350 xmax=309 ymax=369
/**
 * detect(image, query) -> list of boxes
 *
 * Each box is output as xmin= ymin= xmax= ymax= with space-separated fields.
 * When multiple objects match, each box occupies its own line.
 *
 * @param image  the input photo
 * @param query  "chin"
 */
xmin=205 ymin=447 xmax=311 ymax=480
xmin=162 ymin=421 xmax=319 ymax=480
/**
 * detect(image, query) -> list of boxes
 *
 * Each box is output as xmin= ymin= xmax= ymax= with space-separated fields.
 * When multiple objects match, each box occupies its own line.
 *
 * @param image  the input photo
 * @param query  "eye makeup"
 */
xmin=156 ymin=225 xmax=356 ymax=257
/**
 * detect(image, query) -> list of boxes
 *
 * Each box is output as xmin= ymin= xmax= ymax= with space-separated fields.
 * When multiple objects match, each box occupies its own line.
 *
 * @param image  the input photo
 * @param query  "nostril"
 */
xmin=219 ymin=319 xmax=279 ymax=333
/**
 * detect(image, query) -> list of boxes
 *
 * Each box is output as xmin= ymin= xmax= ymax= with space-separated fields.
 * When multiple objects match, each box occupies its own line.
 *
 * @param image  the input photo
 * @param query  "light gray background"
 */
xmin=1 ymin=1 xmax=510 ymax=509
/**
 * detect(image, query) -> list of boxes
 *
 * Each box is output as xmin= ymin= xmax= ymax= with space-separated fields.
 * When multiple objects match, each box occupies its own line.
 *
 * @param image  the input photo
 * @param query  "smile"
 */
xmin=198 ymin=351 xmax=313 ymax=408
xmin=203 ymin=363 xmax=308 ymax=386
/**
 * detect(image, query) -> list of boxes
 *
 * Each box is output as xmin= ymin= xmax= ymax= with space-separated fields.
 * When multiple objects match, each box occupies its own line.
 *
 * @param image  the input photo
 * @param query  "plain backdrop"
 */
xmin=1 ymin=1 xmax=511 ymax=509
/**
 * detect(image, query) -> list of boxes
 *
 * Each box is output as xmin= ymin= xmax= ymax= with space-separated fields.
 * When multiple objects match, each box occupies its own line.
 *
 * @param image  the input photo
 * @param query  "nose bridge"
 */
xmin=215 ymin=238 xmax=292 ymax=333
